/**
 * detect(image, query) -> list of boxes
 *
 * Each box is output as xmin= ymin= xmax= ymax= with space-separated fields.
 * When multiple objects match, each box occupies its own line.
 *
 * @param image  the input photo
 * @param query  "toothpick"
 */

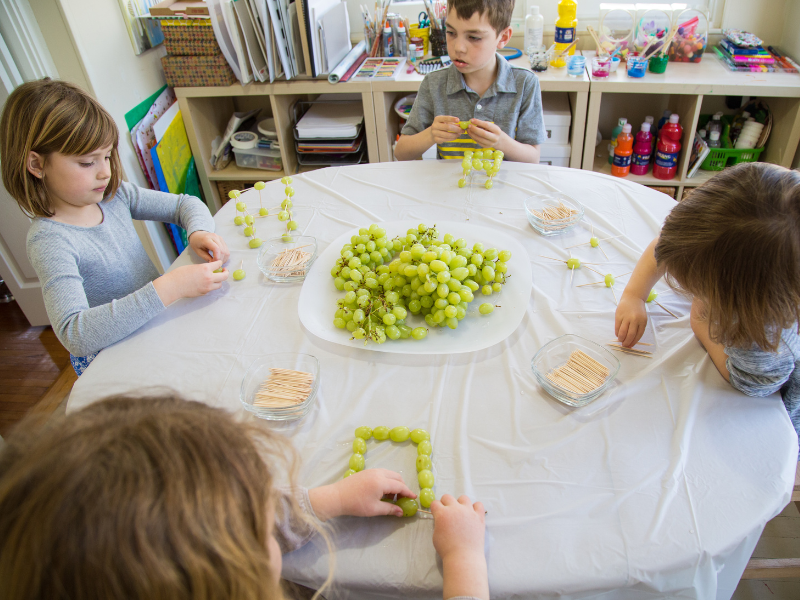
xmin=611 ymin=286 xmax=618 ymax=305
xmin=607 ymin=343 xmax=652 ymax=355
xmin=607 ymin=345 xmax=653 ymax=358
xmin=570 ymin=266 xmax=575 ymax=283
xmin=577 ymin=279 xmax=605 ymax=287
xmin=608 ymin=340 xmax=653 ymax=346
xmin=654 ymin=301 xmax=679 ymax=319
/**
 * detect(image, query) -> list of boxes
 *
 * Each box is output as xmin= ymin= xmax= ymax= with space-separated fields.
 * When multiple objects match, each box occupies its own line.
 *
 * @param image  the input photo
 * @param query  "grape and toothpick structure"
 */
xmin=541 ymin=254 xmax=603 ymax=284
xmin=345 ymin=426 xmax=435 ymax=517
xmin=330 ymin=224 xmax=510 ymax=345
xmin=231 ymin=177 xmax=299 ymax=250
xmin=576 ymin=271 xmax=632 ymax=305
xmin=456 ymin=147 xmax=504 ymax=190
xmin=566 ymin=226 xmax=623 ymax=260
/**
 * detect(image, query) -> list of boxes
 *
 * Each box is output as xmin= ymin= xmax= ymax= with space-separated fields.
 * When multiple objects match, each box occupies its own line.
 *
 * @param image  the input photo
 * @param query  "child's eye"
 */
xmin=446 ymin=30 xmax=455 ymax=36
xmin=470 ymin=36 xmax=481 ymax=42
xmin=80 ymin=162 xmax=94 ymax=167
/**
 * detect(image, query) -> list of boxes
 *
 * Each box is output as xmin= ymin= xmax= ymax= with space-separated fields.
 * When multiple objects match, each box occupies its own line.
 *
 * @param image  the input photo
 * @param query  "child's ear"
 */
xmin=27 ymin=151 xmax=45 ymax=179
xmin=496 ymin=26 xmax=513 ymax=49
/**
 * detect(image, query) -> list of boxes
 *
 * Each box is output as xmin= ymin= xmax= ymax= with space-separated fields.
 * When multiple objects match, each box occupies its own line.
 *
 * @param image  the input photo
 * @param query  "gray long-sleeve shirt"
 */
xmin=26 ymin=181 xmax=215 ymax=357
xmin=726 ymin=326 xmax=800 ymax=457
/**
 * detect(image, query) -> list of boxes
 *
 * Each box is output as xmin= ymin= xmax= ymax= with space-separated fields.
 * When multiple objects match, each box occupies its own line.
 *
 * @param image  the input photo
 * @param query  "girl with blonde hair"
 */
xmin=0 ymin=79 xmax=230 ymax=375
xmin=0 ymin=394 xmax=489 ymax=600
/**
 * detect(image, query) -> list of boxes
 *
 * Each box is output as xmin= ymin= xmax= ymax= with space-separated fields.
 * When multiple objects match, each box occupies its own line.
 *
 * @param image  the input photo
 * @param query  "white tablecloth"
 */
xmin=69 ymin=161 xmax=798 ymax=600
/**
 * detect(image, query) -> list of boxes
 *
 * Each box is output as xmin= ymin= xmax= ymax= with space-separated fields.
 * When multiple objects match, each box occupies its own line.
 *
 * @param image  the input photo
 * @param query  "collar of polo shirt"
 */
xmin=446 ymin=54 xmax=518 ymax=99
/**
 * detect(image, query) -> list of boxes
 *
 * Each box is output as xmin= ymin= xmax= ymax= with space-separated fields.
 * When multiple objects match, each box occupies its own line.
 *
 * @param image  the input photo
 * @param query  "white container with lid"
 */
xmin=539 ymin=143 xmax=571 ymax=167
xmin=542 ymin=93 xmax=572 ymax=145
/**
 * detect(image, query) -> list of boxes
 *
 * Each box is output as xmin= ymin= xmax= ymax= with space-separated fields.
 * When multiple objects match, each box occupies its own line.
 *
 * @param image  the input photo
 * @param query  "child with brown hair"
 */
xmin=0 ymin=79 xmax=230 ymax=375
xmin=395 ymin=0 xmax=545 ymax=162
xmin=615 ymin=162 xmax=800 ymax=452
xmin=0 ymin=394 xmax=489 ymax=600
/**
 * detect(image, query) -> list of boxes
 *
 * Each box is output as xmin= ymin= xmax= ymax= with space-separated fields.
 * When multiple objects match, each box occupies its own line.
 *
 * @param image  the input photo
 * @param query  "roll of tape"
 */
xmin=231 ymin=131 xmax=257 ymax=149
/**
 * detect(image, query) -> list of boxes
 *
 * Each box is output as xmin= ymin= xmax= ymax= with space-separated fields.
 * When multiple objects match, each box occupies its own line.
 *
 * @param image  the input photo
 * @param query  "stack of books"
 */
xmin=293 ymin=95 xmax=366 ymax=166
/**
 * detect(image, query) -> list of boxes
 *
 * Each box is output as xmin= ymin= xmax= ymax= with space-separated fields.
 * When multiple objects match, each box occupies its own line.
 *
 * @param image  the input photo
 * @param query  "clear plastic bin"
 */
xmin=233 ymin=146 xmax=282 ymax=171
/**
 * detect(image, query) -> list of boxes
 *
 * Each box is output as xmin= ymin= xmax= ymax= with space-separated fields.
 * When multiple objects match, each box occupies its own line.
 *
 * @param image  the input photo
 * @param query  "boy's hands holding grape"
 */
xmin=309 ymin=469 xmax=417 ymax=521
xmin=431 ymin=494 xmax=489 ymax=600
xmin=430 ymin=116 xmax=462 ymax=145
xmin=153 ymin=260 xmax=229 ymax=307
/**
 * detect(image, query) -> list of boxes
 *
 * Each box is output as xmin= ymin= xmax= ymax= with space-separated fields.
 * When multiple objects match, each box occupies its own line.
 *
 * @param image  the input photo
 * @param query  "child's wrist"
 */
xmin=442 ymin=550 xmax=489 ymax=600
xmin=307 ymin=484 xmax=342 ymax=522
xmin=153 ymin=273 xmax=178 ymax=307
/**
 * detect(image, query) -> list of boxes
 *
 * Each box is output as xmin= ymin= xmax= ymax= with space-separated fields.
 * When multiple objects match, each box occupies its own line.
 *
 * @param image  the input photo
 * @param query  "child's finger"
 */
xmin=381 ymin=478 xmax=417 ymax=499
xmin=616 ymin=318 xmax=628 ymax=340
xmin=375 ymin=498 xmax=404 ymax=517
xmin=473 ymin=501 xmax=486 ymax=518
xmin=439 ymin=494 xmax=456 ymax=506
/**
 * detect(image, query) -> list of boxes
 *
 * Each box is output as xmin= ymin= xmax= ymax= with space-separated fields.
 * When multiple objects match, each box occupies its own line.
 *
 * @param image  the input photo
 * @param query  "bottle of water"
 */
xmin=525 ymin=6 xmax=544 ymax=53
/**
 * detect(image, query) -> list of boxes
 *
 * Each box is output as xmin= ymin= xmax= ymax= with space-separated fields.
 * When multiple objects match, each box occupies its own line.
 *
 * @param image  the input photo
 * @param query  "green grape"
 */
xmin=482 ymin=265 xmax=495 ymax=281
xmin=485 ymin=180 xmax=493 ymax=189
xmin=353 ymin=308 xmax=365 ymax=323
xmin=496 ymin=261 xmax=508 ymax=274
xmin=460 ymin=289 xmax=474 ymax=303
xmin=249 ymin=238 xmax=263 ymax=249
xmin=492 ymin=282 xmax=502 ymax=293
xmin=396 ymin=497 xmax=418 ymax=518
xmin=444 ymin=305 xmax=457 ymax=318
xmin=350 ymin=270 xmax=363 ymax=283
xmin=418 ymin=469 xmax=434 ymax=488
xmin=397 ymin=324 xmax=412 ymax=339
xmin=333 ymin=318 xmax=346 ymax=329
xmin=451 ymin=267 xmax=469 ymax=281
xmin=422 ymin=251 xmax=437 ymax=263
xmin=392 ymin=306 xmax=407 ymax=320
xmin=420 ymin=295 xmax=434 ymax=308
xmin=244 ymin=215 xmax=254 ymax=225
xmin=343 ymin=469 xmax=356 ymax=478
xmin=419 ymin=488 xmax=435 ymax=508
xmin=355 ymin=425 xmax=373 ymax=439
xmin=382 ymin=313 xmax=396 ymax=326
xmin=416 ymin=455 xmax=432 ymax=472
xmin=483 ymin=248 xmax=498 ymax=261
xmin=343 ymin=281 xmax=357 ymax=292
xmin=278 ymin=211 xmax=289 ymax=221
xmin=334 ymin=277 xmax=345 ymax=290
xmin=464 ymin=279 xmax=479 ymax=292
xmin=447 ymin=292 xmax=461 ymax=305
xmin=456 ymin=306 xmax=466 ymax=319
xmin=287 ymin=220 xmax=298 ymax=231
xmin=479 ymin=303 xmax=494 ymax=315
xmin=234 ymin=215 xmax=245 ymax=225
xmin=434 ymin=298 xmax=449 ymax=310
xmin=285 ymin=186 xmax=295 ymax=197
xmin=373 ymin=426 xmax=390 ymax=440
xmin=605 ymin=274 xmax=615 ymax=287
xmin=410 ymin=429 xmax=430 ymax=444
xmin=447 ymin=279 xmax=462 ymax=292
xmin=353 ymin=438 xmax=367 ymax=453
xmin=471 ymin=253 xmax=484 ymax=267
xmin=243 ymin=226 xmax=254 ymax=237
xmin=349 ymin=454 xmax=365 ymax=472
xmin=432 ymin=310 xmax=445 ymax=324
xmin=412 ymin=327 xmax=427 ymax=340
xmin=436 ymin=271 xmax=451 ymax=284
xmin=344 ymin=291 xmax=356 ymax=304
xmin=647 ymin=289 xmax=658 ymax=302
xmin=498 ymin=249 xmax=512 ymax=262
xmin=353 ymin=328 xmax=366 ymax=339
xmin=457 ymin=178 xmax=466 ymax=188
xmin=233 ymin=269 xmax=246 ymax=281
xmin=235 ymin=201 xmax=246 ymax=211
xmin=482 ymin=285 xmax=492 ymax=296
xmin=386 ymin=325 xmax=401 ymax=340
xmin=446 ymin=317 xmax=458 ymax=329
xmin=390 ymin=426 xmax=410 ymax=442
xmin=213 ymin=268 xmax=224 ymax=274
xmin=467 ymin=264 xmax=478 ymax=276
xmin=417 ymin=440 xmax=432 ymax=455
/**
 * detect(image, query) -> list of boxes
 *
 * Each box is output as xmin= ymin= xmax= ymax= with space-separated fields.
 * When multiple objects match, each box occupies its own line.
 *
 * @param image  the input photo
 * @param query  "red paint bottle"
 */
xmin=653 ymin=114 xmax=683 ymax=180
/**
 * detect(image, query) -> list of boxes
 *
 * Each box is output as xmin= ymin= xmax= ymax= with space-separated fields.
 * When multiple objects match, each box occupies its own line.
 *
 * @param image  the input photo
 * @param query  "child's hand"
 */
xmin=153 ymin=260 xmax=228 ymax=307
xmin=615 ymin=291 xmax=648 ymax=347
xmin=430 ymin=116 xmax=462 ymax=145
xmin=308 ymin=469 xmax=417 ymax=521
xmin=468 ymin=119 xmax=507 ymax=149
xmin=431 ymin=494 xmax=489 ymax=600
xmin=189 ymin=231 xmax=230 ymax=264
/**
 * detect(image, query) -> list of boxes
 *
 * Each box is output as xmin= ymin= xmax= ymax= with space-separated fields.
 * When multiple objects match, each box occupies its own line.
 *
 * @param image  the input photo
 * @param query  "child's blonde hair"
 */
xmin=0 ymin=393 xmax=331 ymax=600
xmin=0 ymin=78 xmax=122 ymax=218
xmin=655 ymin=162 xmax=800 ymax=351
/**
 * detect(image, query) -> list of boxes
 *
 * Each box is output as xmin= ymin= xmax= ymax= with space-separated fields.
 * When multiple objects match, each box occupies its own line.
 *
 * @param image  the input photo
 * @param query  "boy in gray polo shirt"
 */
xmin=395 ymin=0 xmax=545 ymax=163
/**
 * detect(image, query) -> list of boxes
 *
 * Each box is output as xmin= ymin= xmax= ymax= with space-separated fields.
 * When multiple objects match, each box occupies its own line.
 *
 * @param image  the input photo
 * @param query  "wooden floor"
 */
xmin=0 ymin=300 xmax=798 ymax=598
xmin=0 ymin=299 xmax=74 ymax=436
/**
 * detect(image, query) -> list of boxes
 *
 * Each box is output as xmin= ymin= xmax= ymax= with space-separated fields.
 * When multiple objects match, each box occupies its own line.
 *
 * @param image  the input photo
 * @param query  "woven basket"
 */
xmin=646 ymin=186 xmax=677 ymax=199
xmin=216 ymin=181 xmax=255 ymax=204
xmin=162 ymin=20 xmax=220 ymax=56
xmin=738 ymin=100 xmax=772 ymax=149
xmin=161 ymin=55 xmax=236 ymax=87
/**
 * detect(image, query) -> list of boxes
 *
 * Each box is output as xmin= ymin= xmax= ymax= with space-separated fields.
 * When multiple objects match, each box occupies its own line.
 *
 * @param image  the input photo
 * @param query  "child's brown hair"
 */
xmin=655 ymin=162 xmax=800 ymax=351
xmin=0 ymin=393 xmax=329 ymax=600
xmin=0 ymin=78 xmax=122 ymax=218
xmin=447 ymin=0 xmax=515 ymax=34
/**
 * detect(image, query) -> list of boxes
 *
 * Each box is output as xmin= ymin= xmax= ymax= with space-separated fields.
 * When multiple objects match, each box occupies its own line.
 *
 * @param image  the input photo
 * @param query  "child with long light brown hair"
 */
xmin=616 ymin=162 xmax=800 ymax=453
xmin=0 ymin=79 xmax=230 ymax=376
xmin=0 ymin=394 xmax=489 ymax=600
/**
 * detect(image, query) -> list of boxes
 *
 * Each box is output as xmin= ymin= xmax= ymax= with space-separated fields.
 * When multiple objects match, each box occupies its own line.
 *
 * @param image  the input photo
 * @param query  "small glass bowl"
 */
xmin=528 ymin=45 xmax=552 ymax=72
xmin=240 ymin=353 xmax=320 ymax=420
xmin=257 ymin=235 xmax=317 ymax=282
xmin=531 ymin=335 xmax=621 ymax=407
xmin=524 ymin=193 xmax=584 ymax=236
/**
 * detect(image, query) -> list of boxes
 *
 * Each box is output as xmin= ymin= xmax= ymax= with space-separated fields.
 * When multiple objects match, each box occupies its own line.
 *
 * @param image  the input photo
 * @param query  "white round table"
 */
xmin=68 ymin=161 xmax=797 ymax=600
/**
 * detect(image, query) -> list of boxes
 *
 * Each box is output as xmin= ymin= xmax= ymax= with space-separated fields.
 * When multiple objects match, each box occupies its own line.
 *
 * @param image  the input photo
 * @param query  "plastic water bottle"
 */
xmin=525 ymin=6 xmax=544 ymax=53
xmin=707 ymin=130 xmax=721 ymax=148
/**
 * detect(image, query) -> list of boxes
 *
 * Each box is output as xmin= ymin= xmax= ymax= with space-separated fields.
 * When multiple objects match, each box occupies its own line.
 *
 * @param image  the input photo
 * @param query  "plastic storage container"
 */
xmin=668 ymin=8 xmax=708 ymax=62
xmin=233 ymin=146 xmax=282 ymax=171
xmin=598 ymin=3 xmax=635 ymax=59
xmin=697 ymin=114 xmax=764 ymax=171
xmin=542 ymin=93 xmax=572 ymax=145
xmin=633 ymin=3 xmax=672 ymax=54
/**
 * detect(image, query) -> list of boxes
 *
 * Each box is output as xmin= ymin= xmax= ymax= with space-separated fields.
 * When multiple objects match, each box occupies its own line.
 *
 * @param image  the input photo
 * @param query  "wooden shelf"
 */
xmin=205 ymin=163 xmax=287 ymax=181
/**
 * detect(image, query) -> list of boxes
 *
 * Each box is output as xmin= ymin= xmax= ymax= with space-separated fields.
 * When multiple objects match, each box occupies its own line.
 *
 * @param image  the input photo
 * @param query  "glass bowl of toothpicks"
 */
xmin=240 ymin=353 xmax=320 ymax=420
xmin=524 ymin=193 xmax=584 ymax=236
xmin=257 ymin=235 xmax=317 ymax=282
xmin=531 ymin=334 xmax=620 ymax=407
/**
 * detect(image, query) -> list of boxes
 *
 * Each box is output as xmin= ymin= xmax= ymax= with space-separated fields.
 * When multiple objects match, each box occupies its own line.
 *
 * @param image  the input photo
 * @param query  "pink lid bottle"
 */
xmin=653 ymin=114 xmax=683 ymax=180
xmin=630 ymin=122 xmax=653 ymax=176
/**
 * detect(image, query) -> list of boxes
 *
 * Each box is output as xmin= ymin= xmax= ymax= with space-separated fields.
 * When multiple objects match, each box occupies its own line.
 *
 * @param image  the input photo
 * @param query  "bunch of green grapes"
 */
xmin=330 ymin=223 xmax=511 ymax=344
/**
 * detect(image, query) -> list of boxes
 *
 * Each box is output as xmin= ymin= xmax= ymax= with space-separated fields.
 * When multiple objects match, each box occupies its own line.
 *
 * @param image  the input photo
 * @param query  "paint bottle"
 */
xmin=611 ymin=124 xmax=633 ymax=177
xmin=630 ymin=122 xmax=653 ymax=175
xmin=551 ymin=0 xmax=577 ymax=68
xmin=383 ymin=24 xmax=393 ymax=57
xmin=396 ymin=22 xmax=407 ymax=57
xmin=653 ymin=114 xmax=683 ymax=180
xmin=608 ymin=117 xmax=627 ymax=165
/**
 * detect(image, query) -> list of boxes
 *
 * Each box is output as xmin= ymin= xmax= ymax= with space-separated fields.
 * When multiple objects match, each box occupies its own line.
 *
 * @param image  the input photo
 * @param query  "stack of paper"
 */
xmin=296 ymin=101 xmax=364 ymax=139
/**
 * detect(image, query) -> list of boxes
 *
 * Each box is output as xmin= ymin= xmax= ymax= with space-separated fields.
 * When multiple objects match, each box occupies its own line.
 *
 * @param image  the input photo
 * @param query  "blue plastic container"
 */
xmin=567 ymin=55 xmax=586 ymax=77
xmin=626 ymin=55 xmax=648 ymax=78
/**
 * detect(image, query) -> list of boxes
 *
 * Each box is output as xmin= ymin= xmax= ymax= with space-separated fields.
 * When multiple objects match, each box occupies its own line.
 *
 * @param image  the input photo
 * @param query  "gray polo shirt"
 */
xmin=401 ymin=54 xmax=546 ymax=159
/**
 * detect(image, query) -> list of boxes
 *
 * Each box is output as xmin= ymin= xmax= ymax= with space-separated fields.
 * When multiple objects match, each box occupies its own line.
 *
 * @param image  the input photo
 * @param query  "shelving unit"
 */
xmin=371 ymin=55 xmax=590 ymax=167
xmin=581 ymin=51 xmax=800 ymax=200
xmin=176 ymin=80 xmax=376 ymax=213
